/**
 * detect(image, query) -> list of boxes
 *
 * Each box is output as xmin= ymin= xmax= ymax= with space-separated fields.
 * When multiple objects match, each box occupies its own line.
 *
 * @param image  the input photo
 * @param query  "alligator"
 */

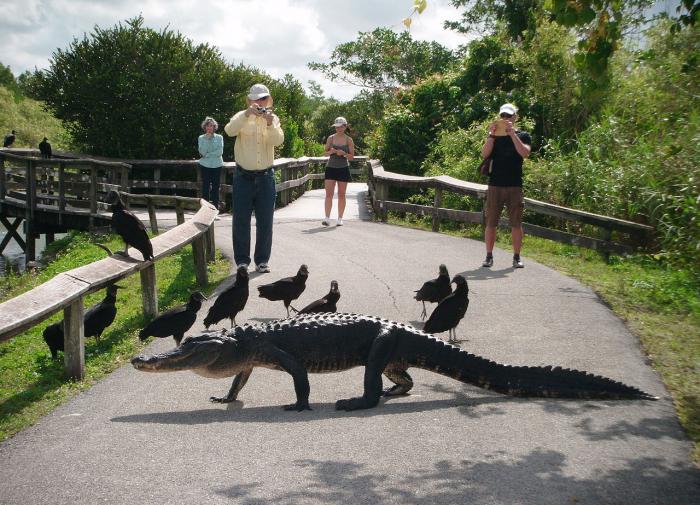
xmin=131 ymin=312 xmax=657 ymax=411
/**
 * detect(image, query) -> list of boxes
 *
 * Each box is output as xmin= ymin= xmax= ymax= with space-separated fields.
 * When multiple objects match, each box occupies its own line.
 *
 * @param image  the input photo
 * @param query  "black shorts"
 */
xmin=325 ymin=166 xmax=351 ymax=182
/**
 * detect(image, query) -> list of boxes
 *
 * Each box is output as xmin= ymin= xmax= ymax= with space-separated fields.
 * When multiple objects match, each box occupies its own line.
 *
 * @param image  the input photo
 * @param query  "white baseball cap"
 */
xmin=331 ymin=117 xmax=348 ymax=127
xmin=247 ymin=83 xmax=270 ymax=100
xmin=499 ymin=103 xmax=518 ymax=116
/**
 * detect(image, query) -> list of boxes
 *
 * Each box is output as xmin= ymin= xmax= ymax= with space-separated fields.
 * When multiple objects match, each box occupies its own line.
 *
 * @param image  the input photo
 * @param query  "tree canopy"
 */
xmin=28 ymin=16 xmax=261 ymax=159
xmin=308 ymin=28 xmax=454 ymax=92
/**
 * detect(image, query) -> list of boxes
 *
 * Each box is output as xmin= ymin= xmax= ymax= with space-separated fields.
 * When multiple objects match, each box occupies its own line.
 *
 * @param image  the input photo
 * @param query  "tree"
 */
xmin=308 ymin=28 xmax=454 ymax=92
xmin=31 ymin=16 xmax=260 ymax=159
xmin=444 ymin=0 xmax=543 ymax=40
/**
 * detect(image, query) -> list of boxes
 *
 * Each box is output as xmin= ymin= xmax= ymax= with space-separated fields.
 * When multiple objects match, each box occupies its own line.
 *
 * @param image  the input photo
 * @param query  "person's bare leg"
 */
xmin=324 ymin=180 xmax=336 ymax=221
xmin=511 ymin=226 xmax=523 ymax=255
xmin=485 ymin=226 xmax=497 ymax=254
xmin=337 ymin=181 xmax=348 ymax=219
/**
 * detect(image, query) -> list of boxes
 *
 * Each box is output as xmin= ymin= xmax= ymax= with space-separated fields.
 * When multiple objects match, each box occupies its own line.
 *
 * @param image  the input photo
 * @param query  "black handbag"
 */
xmin=478 ymin=157 xmax=492 ymax=177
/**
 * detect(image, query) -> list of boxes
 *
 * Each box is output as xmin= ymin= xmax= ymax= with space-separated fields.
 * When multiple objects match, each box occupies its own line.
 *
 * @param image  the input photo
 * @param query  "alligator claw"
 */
xmin=282 ymin=402 xmax=311 ymax=412
xmin=336 ymin=397 xmax=378 ymax=411
xmin=210 ymin=396 xmax=236 ymax=403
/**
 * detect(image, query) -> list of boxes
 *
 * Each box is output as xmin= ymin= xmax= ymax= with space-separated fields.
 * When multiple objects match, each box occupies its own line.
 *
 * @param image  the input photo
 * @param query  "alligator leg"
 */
xmin=211 ymin=368 xmax=253 ymax=403
xmin=383 ymin=368 xmax=414 ymax=396
xmin=261 ymin=342 xmax=311 ymax=411
xmin=336 ymin=329 xmax=398 ymax=411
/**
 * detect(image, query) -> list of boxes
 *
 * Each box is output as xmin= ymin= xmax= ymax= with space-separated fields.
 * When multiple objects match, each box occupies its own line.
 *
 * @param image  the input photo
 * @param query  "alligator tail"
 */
xmin=411 ymin=335 xmax=657 ymax=400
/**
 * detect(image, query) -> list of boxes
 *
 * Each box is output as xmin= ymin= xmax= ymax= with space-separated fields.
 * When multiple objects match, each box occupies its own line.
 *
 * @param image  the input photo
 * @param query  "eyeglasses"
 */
xmin=500 ymin=113 xmax=514 ymax=119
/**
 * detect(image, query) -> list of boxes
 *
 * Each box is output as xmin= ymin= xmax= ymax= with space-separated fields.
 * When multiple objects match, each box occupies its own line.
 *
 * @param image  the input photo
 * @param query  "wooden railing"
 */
xmin=367 ymin=160 xmax=654 ymax=255
xmin=0 ymin=198 xmax=218 ymax=379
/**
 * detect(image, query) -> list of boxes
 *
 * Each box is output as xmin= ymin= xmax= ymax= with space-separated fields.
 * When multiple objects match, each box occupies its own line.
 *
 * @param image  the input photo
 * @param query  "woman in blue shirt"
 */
xmin=198 ymin=117 xmax=224 ymax=209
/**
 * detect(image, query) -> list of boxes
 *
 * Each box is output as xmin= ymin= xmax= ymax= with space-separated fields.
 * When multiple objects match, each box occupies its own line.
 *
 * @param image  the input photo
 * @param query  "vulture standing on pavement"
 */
xmin=139 ymin=291 xmax=207 ymax=346
xmin=105 ymin=190 xmax=154 ymax=261
xmin=257 ymin=264 xmax=309 ymax=317
xmin=413 ymin=264 xmax=452 ymax=320
xmin=42 ymin=284 xmax=124 ymax=359
xmin=298 ymin=280 xmax=340 ymax=314
xmin=203 ymin=266 xmax=250 ymax=329
xmin=423 ymin=275 xmax=469 ymax=343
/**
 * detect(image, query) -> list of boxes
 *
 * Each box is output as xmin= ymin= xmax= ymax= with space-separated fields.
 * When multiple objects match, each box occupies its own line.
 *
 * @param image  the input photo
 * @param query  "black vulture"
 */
xmin=139 ymin=291 xmax=207 ymax=346
xmin=298 ymin=280 xmax=340 ymax=314
xmin=203 ymin=266 xmax=249 ymax=329
xmin=84 ymin=284 xmax=123 ymax=341
xmin=3 ymin=130 xmax=15 ymax=148
xmin=423 ymin=275 xmax=469 ymax=342
xmin=105 ymin=190 xmax=154 ymax=261
xmin=414 ymin=264 xmax=452 ymax=320
xmin=257 ymin=264 xmax=309 ymax=317
xmin=42 ymin=284 xmax=124 ymax=358
xmin=42 ymin=321 xmax=64 ymax=360
xmin=39 ymin=137 xmax=52 ymax=158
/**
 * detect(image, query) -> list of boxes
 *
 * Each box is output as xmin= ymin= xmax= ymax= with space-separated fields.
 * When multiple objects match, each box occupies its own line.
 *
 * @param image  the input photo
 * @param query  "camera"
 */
xmin=256 ymin=106 xmax=269 ymax=114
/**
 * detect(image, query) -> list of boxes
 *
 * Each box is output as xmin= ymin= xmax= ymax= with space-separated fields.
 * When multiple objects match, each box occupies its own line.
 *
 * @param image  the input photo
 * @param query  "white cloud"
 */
xmin=0 ymin=0 xmax=466 ymax=101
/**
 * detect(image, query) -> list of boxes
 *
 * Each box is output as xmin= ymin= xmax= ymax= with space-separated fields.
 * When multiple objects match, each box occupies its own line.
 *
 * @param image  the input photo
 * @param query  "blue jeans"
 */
xmin=232 ymin=167 xmax=276 ymax=266
xmin=199 ymin=165 xmax=221 ymax=208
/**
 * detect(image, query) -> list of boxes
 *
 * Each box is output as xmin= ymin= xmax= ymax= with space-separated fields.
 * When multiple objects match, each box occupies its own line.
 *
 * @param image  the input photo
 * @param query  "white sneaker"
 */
xmin=322 ymin=218 xmax=330 ymax=226
xmin=256 ymin=263 xmax=270 ymax=273
xmin=236 ymin=263 xmax=249 ymax=271
xmin=336 ymin=218 xmax=343 ymax=226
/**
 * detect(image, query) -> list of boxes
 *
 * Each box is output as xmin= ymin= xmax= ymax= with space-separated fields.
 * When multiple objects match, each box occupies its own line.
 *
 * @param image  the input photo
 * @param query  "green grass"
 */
xmin=0 ymin=232 xmax=230 ymax=442
xmin=389 ymin=213 xmax=700 ymax=464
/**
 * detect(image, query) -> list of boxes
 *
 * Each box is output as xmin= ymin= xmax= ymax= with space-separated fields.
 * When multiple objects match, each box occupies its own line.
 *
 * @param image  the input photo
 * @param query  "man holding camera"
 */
xmin=224 ymin=83 xmax=284 ymax=274
xmin=480 ymin=103 xmax=531 ymax=269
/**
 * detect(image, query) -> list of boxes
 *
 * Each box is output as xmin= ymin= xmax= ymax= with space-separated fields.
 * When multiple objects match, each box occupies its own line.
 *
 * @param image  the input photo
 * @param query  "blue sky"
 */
xmin=0 ymin=0 xmax=468 ymax=101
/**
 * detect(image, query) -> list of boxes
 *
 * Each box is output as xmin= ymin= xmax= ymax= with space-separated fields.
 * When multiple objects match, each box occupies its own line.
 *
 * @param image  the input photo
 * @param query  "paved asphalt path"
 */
xmin=1 ymin=184 xmax=698 ymax=504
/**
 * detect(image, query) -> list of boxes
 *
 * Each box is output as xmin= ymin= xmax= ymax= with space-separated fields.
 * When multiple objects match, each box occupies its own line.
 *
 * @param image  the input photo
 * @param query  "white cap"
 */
xmin=331 ymin=116 xmax=348 ymax=127
xmin=247 ymin=83 xmax=270 ymax=100
xmin=499 ymin=103 xmax=517 ymax=116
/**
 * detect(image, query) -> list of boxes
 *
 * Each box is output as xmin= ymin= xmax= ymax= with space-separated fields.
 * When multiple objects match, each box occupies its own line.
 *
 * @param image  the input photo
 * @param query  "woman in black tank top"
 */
xmin=322 ymin=117 xmax=355 ymax=226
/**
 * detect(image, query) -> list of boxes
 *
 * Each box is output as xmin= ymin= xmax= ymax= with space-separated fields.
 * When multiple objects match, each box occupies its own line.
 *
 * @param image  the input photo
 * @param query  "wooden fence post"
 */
xmin=432 ymin=187 xmax=442 ymax=232
xmin=280 ymin=166 xmax=288 ymax=206
xmin=89 ymin=163 xmax=97 ymax=229
xmin=58 ymin=162 xmax=66 ymax=227
xmin=64 ymin=297 xmax=85 ymax=380
xmin=0 ymin=156 xmax=6 ymax=200
xmin=206 ymin=225 xmax=215 ymax=263
xmin=192 ymin=235 xmax=208 ymax=287
xmin=153 ymin=166 xmax=161 ymax=195
xmin=147 ymin=198 xmax=158 ymax=234
xmin=140 ymin=264 xmax=158 ymax=319
xmin=175 ymin=199 xmax=185 ymax=225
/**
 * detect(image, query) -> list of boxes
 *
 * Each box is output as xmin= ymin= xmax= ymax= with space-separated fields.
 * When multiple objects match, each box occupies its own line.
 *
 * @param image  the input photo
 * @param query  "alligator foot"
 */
xmin=383 ymin=385 xmax=411 ymax=397
xmin=335 ymin=396 xmax=379 ymax=411
xmin=210 ymin=395 xmax=237 ymax=403
xmin=282 ymin=401 xmax=311 ymax=412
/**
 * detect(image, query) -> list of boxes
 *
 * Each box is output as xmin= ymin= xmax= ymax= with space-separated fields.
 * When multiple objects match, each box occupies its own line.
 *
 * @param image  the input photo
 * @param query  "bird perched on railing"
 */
xmin=39 ymin=137 xmax=52 ymax=158
xmin=258 ymin=264 xmax=309 ymax=317
xmin=423 ymin=275 xmax=469 ymax=343
xmin=414 ymin=264 xmax=452 ymax=320
xmin=3 ymin=130 xmax=16 ymax=148
xmin=298 ymin=280 xmax=340 ymax=314
xmin=105 ymin=190 xmax=154 ymax=261
xmin=139 ymin=291 xmax=207 ymax=346
xmin=204 ymin=266 xmax=249 ymax=329
xmin=42 ymin=284 xmax=124 ymax=359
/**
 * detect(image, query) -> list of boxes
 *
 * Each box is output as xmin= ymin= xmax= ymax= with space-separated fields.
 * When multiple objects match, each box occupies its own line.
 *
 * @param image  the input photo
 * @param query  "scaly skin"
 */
xmin=131 ymin=313 xmax=657 ymax=411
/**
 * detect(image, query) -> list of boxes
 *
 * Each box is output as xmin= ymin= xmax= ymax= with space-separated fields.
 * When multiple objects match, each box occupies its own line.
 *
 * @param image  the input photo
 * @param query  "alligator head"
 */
xmin=131 ymin=333 xmax=231 ymax=373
